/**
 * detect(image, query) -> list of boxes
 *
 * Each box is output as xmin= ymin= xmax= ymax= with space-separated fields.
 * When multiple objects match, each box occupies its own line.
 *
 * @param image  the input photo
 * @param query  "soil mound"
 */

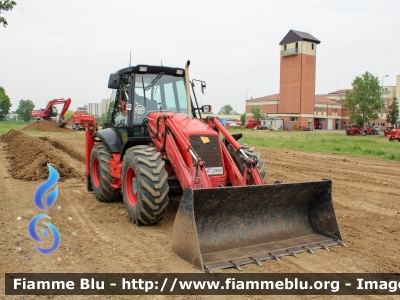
xmin=39 ymin=137 xmax=85 ymax=162
xmin=21 ymin=120 xmax=73 ymax=133
xmin=1 ymin=130 xmax=78 ymax=181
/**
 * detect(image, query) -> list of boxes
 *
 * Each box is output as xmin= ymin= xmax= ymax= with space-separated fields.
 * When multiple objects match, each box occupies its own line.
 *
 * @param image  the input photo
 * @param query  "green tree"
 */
xmin=16 ymin=99 xmax=35 ymax=122
xmin=240 ymin=113 xmax=246 ymax=125
xmin=251 ymin=106 xmax=264 ymax=121
xmin=64 ymin=111 xmax=74 ymax=120
xmin=0 ymin=0 xmax=17 ymax=27
xmin=343 ymin=71 xmax=381 ymax=129
xmin=387 ymin=97 xmax=399 ymax=126
xmin=100 ymin=113 xmax=107 ymax=124
xmin=218 ymin=104 xmax=234 ymax=115
xmin=0 ymin=86 xmax=12 ymax=120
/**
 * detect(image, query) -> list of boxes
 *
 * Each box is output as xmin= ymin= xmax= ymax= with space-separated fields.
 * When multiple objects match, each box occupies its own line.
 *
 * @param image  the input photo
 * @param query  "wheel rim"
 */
xmin=125 ymin=166 xmax=138 ymax=207
xmin=92 ymin=157 xmax=100 ymax=188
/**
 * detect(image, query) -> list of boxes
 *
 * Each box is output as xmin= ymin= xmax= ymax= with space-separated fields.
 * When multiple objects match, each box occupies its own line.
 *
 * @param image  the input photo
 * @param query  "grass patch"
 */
xmin=0 ymin=121 xmax=33 ymax=136
xmin=227 ymin=128 xmax=400 ymax=161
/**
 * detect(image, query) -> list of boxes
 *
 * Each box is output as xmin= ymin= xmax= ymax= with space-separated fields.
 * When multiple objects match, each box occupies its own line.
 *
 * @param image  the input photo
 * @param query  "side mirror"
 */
xmin=201 ymin=81 xmax=206 ymax=94
xmin=108 ymin=73 xmax=120 ymax=89
xmin=202 ymin=105 xmax=212 ymax=113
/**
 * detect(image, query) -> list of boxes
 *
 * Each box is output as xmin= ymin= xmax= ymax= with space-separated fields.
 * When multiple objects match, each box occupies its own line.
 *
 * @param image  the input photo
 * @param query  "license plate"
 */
xmin=206 ymin=167 xmax=223 ymax=175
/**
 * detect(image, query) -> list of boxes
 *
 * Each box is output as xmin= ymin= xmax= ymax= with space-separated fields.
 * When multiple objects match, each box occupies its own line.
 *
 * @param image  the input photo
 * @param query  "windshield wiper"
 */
xmin=145 ymin=72 xmax=165 ymax=91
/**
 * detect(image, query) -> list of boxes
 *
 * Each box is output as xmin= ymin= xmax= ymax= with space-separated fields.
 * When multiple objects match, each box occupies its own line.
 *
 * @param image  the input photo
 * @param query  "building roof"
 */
xmin=246 ymin=93 xmax=341 ymax=105
xmin=328 ymin=89 xmax=353 ymax=94
xmin=246 ymin=94 xmax=279 ymax=101
xmin=279 ymin=30 xmax=321 ymax=45
xmin=315 ymin=96 xmax=341 ymax=104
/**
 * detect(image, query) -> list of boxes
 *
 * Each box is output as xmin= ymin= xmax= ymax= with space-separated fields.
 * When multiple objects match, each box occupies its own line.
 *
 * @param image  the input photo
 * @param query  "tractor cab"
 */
xmin=99 ymin=65 xmax=210 ymax=154
xmin=103 ymin=65 xmax=210 ymax=141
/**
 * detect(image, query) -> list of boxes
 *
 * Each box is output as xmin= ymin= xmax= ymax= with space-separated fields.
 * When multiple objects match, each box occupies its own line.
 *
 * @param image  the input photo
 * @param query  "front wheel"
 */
xmin=226 ymin=143 xmax=267 ymax=184
xmin=121 ymin=145 xmax=169 ymax=225
xmin=90 ymin=143 xmax=121 ymax=202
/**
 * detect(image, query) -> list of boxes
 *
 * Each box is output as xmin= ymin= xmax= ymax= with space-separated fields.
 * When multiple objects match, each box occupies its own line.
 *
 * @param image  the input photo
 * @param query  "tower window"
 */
xmin=284 ymin=45 xmax=287 ymax=50
xmin=312 ymin=43 xmax=314 ymax=50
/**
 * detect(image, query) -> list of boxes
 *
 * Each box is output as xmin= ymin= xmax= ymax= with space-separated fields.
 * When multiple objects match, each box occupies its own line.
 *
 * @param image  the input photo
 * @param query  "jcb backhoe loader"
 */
xmin=85 ymin=61 xmax=345 ymax=272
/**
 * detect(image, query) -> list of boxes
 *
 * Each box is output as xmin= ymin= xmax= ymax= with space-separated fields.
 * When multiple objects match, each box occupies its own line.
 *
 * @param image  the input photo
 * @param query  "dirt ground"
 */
xmin=1 ymin=123 xmax=400 ymax=298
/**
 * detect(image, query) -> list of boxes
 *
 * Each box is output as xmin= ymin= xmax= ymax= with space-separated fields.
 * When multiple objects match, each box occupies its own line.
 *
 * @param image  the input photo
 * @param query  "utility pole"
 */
xmin=380 ymin=75 xmax=388 ymax=129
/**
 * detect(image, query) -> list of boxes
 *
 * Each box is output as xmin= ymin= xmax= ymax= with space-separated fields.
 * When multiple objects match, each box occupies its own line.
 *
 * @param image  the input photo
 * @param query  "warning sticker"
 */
xmin=135 ymin=105 xmax=145 ymax=114
xmin=200 ymin=136 xmax=210 ymax=144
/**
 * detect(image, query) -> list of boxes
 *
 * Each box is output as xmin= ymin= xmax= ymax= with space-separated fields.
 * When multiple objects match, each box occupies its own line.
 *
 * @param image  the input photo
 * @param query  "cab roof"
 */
xmin=114 ymin=65 xmax=185 ymax=76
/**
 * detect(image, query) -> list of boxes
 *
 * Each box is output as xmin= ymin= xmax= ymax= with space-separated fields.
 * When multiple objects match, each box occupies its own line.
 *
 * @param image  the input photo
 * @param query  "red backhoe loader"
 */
xmin=84 ymin=61 xmax=344 ymax=272
xmin=31 ymin=98 xmax=71 ymax=127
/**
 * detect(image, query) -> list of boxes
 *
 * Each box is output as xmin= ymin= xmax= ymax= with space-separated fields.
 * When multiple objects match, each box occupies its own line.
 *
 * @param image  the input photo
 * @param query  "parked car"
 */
xmin=374 ymin=126 xmax=382 ymax=134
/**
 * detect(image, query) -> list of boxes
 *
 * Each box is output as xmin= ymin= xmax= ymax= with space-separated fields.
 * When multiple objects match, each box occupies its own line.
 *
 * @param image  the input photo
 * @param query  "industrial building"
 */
xmin=245 ymin=29 xmax=399 ymax=130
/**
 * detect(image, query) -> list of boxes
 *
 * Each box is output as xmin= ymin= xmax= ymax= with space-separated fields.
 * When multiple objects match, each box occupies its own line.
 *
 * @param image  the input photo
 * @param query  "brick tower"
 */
xmin=279 ymin=30 xmax=320 ymax=129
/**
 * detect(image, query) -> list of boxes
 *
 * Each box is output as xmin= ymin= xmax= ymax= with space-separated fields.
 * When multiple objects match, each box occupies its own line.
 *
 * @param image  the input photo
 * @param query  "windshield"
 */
xmin=133 ymin=73 xmax=187 ymax=124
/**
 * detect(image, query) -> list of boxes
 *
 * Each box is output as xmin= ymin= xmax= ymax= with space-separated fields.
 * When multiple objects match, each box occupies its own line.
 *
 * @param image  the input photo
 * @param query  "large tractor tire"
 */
xmin=121 ymin=145 xmax=169 ymax=226
xmin=90 ymin=143 xmax=121 ymax=202
xmin=226 ymin=143 xmax=267 ymax=184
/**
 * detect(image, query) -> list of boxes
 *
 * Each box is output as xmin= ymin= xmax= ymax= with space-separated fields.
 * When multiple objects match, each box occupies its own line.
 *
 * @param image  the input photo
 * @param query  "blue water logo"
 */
xmin=28 ymin=164 xmax=60 ymax=254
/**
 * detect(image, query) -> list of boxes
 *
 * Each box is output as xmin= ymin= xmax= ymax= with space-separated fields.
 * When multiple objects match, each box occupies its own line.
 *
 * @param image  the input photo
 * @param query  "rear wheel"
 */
xmin=226 ymin=143 xmax=267 ymax=183
xmin=122 ymin=145 xmax=169 ymax=225
xmin=90 ymin=143 xmax=121 ymax=202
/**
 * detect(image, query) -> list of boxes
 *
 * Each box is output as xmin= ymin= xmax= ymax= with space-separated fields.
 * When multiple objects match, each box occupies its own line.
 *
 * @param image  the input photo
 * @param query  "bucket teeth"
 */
xmin=288 ymin=250 xmax=298 ymax=258
xmin=250 ymin=257 xmax=262 ymax=267
xmin=229 ymin=261 xmax=242 ymax=271
xmin=337 ymin=240 xmax=347 ymax=247
xmin=319 ymin=243 xmax=330 ymax=251
xmin=303 ymin=246 xmax=314 ymax=254
xmin=270 ymin=253 xmax=281 ymax=261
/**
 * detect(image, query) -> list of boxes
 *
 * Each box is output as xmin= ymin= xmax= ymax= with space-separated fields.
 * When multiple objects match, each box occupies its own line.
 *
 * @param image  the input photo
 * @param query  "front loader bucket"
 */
xmin=172 ymin=180 xmax=344 ymax=272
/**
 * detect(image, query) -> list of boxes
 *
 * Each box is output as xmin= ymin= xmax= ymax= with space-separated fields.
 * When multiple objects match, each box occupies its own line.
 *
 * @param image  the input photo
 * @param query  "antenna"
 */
xmin=129 ymin=50 xmax=131 ymax=67
xmin=161 ymin=60 xmax=163 ymax=66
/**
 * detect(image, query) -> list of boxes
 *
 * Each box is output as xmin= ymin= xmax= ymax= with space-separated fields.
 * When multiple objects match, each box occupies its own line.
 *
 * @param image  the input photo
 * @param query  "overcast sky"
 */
xmin=1 ymin=0 xmax=399 ymax=114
